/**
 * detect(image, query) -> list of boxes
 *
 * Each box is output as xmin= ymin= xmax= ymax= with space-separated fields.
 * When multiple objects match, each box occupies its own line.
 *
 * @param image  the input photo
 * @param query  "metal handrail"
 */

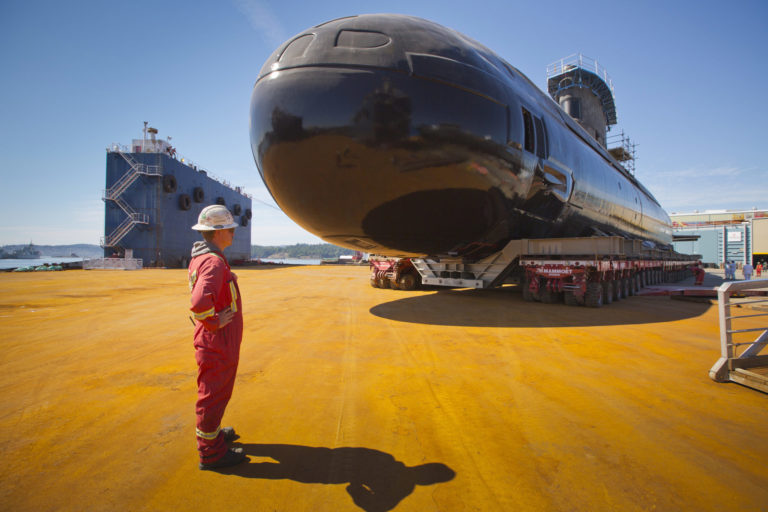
xmin=546 ymin=53 xmax=615 ymax=95
xmin=105 ymin=145 xmax=253 ymax=199
xmin=709 ymin=279 xmax=768 ymax=387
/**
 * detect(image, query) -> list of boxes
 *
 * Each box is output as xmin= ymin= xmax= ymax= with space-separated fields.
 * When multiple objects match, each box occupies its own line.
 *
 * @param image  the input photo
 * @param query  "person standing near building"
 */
xmin=188 ymin=205 xmax=247 ymax=470
xmin=742 ymin=261 xmax=753 ymax=280
xmin=756 ymin=262 xmax=763 ymax=278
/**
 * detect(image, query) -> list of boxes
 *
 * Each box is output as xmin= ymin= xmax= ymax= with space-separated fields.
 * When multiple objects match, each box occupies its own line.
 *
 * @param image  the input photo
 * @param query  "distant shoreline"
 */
xmin=0 ymin=257 xmax=85 ymax=270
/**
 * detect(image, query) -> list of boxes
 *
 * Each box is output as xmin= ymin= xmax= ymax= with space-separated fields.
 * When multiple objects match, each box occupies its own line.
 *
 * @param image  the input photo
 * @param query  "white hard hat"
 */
xmin=191 ymin=204 xmax=239 ymax=231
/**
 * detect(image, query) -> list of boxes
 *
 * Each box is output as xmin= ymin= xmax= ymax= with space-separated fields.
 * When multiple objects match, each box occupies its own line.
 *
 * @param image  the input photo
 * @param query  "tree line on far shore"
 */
xmin=251 ymin=243 xmax=356 ymax=259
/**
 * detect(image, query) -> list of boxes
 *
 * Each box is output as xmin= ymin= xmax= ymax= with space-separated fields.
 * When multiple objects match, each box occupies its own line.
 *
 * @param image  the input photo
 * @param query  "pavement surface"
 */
xmin=1 ymin=266 xmax=767 ymax=511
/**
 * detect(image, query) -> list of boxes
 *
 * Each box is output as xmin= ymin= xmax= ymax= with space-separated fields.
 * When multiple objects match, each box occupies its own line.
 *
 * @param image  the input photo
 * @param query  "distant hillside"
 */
xmin=0 ymin=244 xmax=103 ymax=258
xmin=252 ymin=243 xmax=355 ymax=259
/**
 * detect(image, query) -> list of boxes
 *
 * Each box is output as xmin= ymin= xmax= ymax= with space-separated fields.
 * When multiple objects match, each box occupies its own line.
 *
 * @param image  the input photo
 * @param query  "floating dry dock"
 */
xmin=1 ymin=266 xmax=766 ymax=511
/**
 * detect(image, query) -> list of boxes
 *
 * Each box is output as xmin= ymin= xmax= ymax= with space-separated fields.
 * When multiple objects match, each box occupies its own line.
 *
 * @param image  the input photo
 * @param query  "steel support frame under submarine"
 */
xmin=249 ymin=14 xmax=673 ymax=272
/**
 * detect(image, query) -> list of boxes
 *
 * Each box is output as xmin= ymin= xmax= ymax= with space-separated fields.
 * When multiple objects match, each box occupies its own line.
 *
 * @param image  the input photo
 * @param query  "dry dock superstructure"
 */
xmin=103 ymin=124 xmax=252 ymax=267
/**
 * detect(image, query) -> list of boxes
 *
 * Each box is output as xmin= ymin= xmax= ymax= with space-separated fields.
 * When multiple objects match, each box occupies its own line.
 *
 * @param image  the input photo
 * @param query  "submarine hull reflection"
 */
xmin=250 ymin=14 xmax=672 ymax=259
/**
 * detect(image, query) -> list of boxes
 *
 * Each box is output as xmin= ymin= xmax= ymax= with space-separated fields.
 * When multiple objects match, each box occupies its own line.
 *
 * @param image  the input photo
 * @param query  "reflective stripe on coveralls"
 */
xmin=193 ymin=307 xmax=216 ymax=320
xmin=196 ymin=426 xmax=220 ymax=440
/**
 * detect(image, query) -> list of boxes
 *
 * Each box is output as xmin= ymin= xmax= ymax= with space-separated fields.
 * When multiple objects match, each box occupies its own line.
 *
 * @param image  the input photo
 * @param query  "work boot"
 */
xmin=221 ymin=426 xmax=238 ymax=443
xmin=199 ymin=448 xmax=247 ymax=470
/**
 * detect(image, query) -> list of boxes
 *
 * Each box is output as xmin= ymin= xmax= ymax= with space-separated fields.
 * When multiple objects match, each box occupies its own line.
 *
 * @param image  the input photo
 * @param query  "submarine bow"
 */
xmin=249 ymin=14 xmax=672 ymax=259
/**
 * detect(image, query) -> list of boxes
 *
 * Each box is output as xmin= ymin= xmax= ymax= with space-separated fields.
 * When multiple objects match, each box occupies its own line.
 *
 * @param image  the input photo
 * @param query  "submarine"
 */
xmin=249 ymin=14 xmax=672 ymax=260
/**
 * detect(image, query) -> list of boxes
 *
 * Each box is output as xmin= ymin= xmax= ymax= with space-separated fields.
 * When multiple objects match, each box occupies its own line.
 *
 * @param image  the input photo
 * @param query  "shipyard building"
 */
xmin=102 ymin=125 xmax=252 ymax=268
xmin=671 ymin=209 xmax=768 ymax=266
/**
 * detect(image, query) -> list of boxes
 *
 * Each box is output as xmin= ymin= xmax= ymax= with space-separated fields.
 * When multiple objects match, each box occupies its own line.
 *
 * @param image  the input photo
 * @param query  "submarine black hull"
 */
xmin=250 ymin=14 xmax=672 ymax=259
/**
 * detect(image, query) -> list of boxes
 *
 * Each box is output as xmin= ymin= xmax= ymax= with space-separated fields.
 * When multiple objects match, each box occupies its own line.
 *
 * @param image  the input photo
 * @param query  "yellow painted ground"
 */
xmin=0 ymin=266 xmax=766 ymax=512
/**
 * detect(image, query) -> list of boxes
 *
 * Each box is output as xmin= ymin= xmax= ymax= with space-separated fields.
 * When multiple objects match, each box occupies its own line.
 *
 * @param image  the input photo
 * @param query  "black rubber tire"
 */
xmin=178 ymin=193 xmax=191 ymax=210
xmin=193 ymin=187 xmax=204 ymax=203
xmin=613 ymin=280 xmax=622 ymax=301
xmin=621 ymin=278 xmax=629 ymax=298
xmin=584 ymin=282 xmax=603 ymax=308
xmin=522 ymin=277 xmax=535 ymax=302
xmin=564 ymin=291 xmax=582 ymax=306
xmin=540 ymin=287 xmax=562 ymax=304
xmin=163 ymin=175 xmax=177 ymax=193
xmin=233 ymin=204 xmax=242 ymax=215
xmin=602 ymin=281 xmax=613 ymax=304
xmin=241 ymin=216 xmax=248 ymax=227
xmin=377 ymin=276 xmax=390 ymax=289
xmin=216 ymin=196 xmax=226 ymax=206
xmin=245 ymin=208 xmax=252 ymax=220
xmin=398 ymin=273 xmax=417 ymax=291
xmin=370 ymin=277 xmax=378 ymax=288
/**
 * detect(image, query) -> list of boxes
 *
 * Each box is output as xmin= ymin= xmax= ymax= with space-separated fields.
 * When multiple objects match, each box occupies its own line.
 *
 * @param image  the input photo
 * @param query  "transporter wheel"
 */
xmin=627 ymin=277 xmax=635 ymax=296
xmin=397 ymin=272 xmax=417 ymax=291
xmin=602 ymin=281 xmax=613 ymax=304
xmin=584 ymin=282 xmax=603 ymax=308
xmin=521 ymin=276 xmax=536 ymax=302
xmin=376 ymin=276 xmax=390 ymax=289
xmin=540 ymin=287 xmax=562 ymax=304
xmin=564 ymin=291 xmax=582 ymax=306
xmin=621 ymin=278 xmax=630 ymax=298
xmin=370 ymin=277 xmax=379 ymax=288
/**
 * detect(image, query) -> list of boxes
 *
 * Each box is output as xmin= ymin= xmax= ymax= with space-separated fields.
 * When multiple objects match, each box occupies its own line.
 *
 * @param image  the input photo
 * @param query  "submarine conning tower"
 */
xmin=547 ymin=53 xmax=617 ymax=148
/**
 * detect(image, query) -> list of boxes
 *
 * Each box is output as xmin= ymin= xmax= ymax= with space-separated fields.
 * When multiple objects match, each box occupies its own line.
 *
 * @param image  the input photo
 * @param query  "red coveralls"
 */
xmin=188 ymin=248 xmax=243 ymax=465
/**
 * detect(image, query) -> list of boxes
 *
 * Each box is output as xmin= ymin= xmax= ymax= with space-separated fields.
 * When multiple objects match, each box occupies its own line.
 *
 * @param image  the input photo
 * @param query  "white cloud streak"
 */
xmin=641 ymin=165 xmax=767 ymax=213
xmin=233 ymin=0 xmax=289 ymax=48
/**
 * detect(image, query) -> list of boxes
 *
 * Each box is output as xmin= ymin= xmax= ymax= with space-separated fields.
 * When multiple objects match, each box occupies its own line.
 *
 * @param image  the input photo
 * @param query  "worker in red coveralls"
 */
xmin=188 ymin=205 xmax=247 ymax=470
xmin=692 ymin=261 xmax=705 ymax=285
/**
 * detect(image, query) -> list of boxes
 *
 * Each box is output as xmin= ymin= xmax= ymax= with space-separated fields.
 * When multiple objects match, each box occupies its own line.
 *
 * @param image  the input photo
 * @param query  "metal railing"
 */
xmin=105 ymin=144 xmax=252 ymax=199
xmin=709 ymin=278 xmax=768 ymax=393
xmin=83 ymin=258 xmax=143 ymax=270
xmin=102 ymin=212 xmax=149 ymax=247
xmin=546 ymin=53 xmax=615 ymax=95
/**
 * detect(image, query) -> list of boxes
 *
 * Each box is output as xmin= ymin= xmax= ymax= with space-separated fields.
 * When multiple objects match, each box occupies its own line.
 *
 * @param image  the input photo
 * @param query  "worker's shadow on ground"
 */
xmin=369 ymin=286 xmax=710 ymax=327
xmin=218 ymin=444 xmax=455 ymax=512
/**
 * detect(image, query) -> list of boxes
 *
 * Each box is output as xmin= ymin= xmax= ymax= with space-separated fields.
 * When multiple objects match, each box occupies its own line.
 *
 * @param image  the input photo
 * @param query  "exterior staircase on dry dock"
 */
xmin=101 ymin=151 xmax=161 ymax=248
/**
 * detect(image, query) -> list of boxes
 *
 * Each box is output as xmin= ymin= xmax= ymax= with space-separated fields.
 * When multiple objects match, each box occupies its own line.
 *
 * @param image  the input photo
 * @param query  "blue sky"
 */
xmin=1 ymin=0 xmax=766 ymax=245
